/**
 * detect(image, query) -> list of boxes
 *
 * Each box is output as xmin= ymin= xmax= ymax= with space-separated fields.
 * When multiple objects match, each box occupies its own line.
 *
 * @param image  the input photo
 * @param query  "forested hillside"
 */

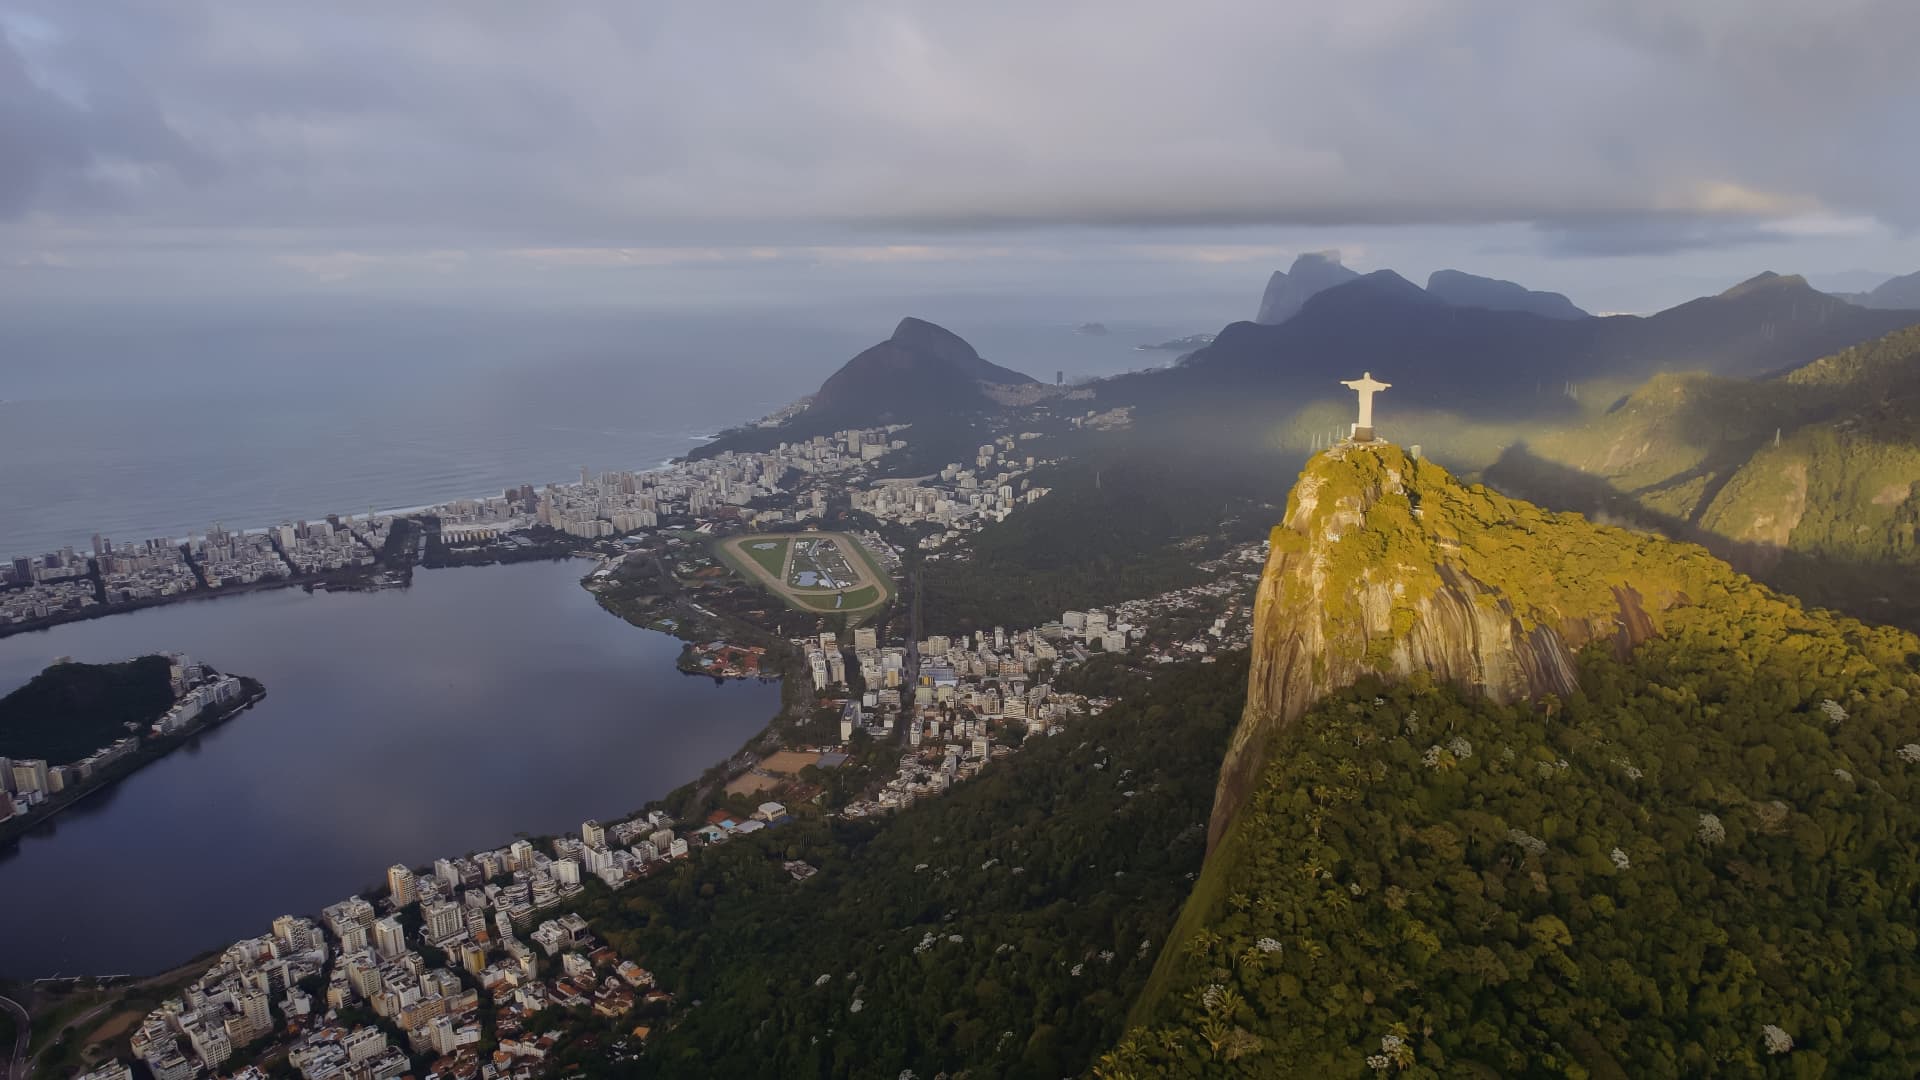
xmin=921 ymin=453 xmax=1282 ymax=632
xmin=0 ymin=655 xmax=173 ymax=764
xmin=1492 ymin=324 xmax=1920 ymax=630
xmin=565 ymin=656 xmax=1249 ymax=1079
xmin=1111 ymin=448 xmax=1920 ymax=1078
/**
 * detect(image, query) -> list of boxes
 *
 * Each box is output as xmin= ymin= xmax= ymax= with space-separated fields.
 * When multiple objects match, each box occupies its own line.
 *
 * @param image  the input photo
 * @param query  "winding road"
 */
xmin=0 ymin=993 xmax=29 ymax=1080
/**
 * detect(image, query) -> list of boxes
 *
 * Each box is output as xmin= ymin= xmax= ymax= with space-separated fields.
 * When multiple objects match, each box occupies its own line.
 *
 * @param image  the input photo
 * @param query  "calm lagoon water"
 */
xmin=0 ymin=559 xmax=779 ymax=978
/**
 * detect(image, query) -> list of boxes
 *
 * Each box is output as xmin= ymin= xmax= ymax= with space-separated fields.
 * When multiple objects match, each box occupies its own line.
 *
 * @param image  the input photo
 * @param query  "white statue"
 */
xmin=1339 ymin=371 xmax=1390 ymax=441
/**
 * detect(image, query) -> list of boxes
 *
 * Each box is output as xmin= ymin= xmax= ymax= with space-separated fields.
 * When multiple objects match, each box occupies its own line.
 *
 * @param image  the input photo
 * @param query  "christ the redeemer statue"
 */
xmin=1340 ymin=371 xmax=1390 ymax=442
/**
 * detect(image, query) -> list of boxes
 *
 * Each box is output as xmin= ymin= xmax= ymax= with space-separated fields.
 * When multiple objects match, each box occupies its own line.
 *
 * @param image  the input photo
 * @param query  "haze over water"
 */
xmin=0 ymin=299 xmax=1193 ymax=556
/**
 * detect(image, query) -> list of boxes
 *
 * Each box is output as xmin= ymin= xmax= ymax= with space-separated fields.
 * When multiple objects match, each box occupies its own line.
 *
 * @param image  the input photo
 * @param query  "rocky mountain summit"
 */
xmin=1215 ymin=441 xmax=1719 ymax=849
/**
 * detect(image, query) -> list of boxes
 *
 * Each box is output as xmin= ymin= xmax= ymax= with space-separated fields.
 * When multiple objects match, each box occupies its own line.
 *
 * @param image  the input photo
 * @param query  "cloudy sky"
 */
xmin=3 ymin=0 xmax=1918 ymax=313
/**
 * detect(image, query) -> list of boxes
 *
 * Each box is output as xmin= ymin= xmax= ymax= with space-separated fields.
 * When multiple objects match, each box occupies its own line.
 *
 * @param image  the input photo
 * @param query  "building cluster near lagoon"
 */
xmin=112 ymin=814 xmax=695 ymax=1080
xmin=802 ymin=546 xmax=1263 ymax=819
xmin=1 ymin=423 xmax=1050 ymax=634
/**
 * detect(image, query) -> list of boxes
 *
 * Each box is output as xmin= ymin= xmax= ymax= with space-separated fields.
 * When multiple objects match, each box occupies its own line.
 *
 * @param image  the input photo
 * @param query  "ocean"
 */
xmin=0 ymin=298 xmax=1197 ymax=556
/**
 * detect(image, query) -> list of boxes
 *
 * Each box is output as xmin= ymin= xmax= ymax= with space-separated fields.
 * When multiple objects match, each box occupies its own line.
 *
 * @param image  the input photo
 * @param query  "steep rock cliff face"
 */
xmin=1210 ymin=442 xmax=1686 ymax=850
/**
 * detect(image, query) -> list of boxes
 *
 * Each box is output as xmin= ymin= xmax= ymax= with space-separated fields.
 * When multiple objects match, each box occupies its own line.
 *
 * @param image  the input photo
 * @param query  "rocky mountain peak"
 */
xmin=1210 ymin=442 xmax=1692 ymax=849
xmin=1256 ymin=250 xmax=1361 ymax=324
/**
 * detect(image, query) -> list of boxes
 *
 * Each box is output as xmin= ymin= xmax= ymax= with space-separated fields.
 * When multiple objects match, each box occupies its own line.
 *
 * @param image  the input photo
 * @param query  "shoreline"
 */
xmin=0 ymin=570 xmax=405 ymax=644
xmin=0 ymin=550 xmax=805 ymax=981
xmin=0 ymin=433 xmax=724 ymax=569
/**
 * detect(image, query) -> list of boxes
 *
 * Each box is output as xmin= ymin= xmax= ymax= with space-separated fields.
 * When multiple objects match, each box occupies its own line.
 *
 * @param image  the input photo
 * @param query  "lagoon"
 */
xmin=0 ymin=559 xmax=778 ymax=978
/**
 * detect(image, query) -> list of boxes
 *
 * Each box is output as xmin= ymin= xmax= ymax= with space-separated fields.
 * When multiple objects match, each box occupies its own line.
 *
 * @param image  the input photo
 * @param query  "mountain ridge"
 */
xmin=1426 ymin=268 xmax=1588 ymax=319
xmin=1113 ymin=443 xmax=1920 ymax=1076
xmin=1490 ymin=322 xmax=1920 ymax=631
xmin=1835 ymin=268 xmax=1920 ymax=310
xmin=1101 ymin=270 xmax=1920 ymax=439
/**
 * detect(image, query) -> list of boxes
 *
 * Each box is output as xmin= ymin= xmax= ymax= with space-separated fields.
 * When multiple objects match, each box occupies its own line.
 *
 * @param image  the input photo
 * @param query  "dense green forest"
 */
xmin=0 ymin=655 xmax=174 ymax=764
xmin=922 ymin=454 xmax=1283 ymax=631
xmin=1493 ymin=323 xmax=1920 ymax=631
xmin=560 ymin=656 xmax=1249 ymax=1078
xmin=1113 ymin=579 xmax=1920 ymax=1076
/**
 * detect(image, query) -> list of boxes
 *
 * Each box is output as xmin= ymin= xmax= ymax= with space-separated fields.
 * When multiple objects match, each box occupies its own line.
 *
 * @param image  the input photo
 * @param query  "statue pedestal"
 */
xmin=1350 ymin=425 xmax=1375 ymax=443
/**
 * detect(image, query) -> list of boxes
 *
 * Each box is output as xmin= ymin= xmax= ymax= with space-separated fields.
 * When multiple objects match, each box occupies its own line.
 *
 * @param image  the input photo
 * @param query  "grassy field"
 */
xmin=741 ymin=537 xmax=790 ymax=577
xmin=795 ymin=584 xmax=881 ymax=611
xmin=716 ymin=532 xmax=893 ymax=617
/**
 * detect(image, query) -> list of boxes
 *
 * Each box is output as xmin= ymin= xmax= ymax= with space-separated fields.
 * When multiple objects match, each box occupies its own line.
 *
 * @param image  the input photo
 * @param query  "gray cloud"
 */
xmin=2 ymin=0 xmax=1918 ymax=258
xmin=0 ymin=22 xmax=209 ymax=216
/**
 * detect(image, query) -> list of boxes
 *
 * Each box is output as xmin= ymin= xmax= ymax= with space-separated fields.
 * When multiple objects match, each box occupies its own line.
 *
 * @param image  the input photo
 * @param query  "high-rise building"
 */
xmin=386 ymin=864 xmax=418 ymax=907
xmin=10 ymin=758 xmax=49 ymax=795
xmin=581 ymin=820 xmax=606 ymax=849
xmin=373 ymin=915 xmax=406 ymax=959
xmin=237 ymin=990 xmax=273 ymax=1041
xmin=187 ymin=1023 xmax=232 ymax=1069
xmin=346 ymin=955 xmax=381 ymax=1000
xmin=424 ymin=901 xmax=462 ymax=944
xmin=343 ymin=1027 xmax=387 ymax=1065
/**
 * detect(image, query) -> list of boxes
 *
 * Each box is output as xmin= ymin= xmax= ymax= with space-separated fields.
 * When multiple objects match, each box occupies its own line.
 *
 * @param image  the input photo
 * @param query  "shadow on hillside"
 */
xmin=1484 ymin=443 xmax=1920 ymax=634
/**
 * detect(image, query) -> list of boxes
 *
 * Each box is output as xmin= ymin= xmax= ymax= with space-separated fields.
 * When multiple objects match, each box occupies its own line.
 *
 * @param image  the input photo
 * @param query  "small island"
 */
xmin=1074 ymin=321 xmax=1109 ymax=335
xmin=1 ymin=653 xmax=264 ymax=843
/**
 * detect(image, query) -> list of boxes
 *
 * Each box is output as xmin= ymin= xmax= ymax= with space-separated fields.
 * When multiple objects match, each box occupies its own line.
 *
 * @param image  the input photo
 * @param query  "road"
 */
xmin=0 ymin=993 xmax=28 ymax=1080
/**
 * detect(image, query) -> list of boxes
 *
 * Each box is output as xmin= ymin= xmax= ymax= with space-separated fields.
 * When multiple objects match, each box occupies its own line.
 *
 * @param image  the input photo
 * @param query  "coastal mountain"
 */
xmin=1836 ymin=268 xmax=1920 ymax=310
xmin=1111 ymin=443 xmax=1920 ymax=1075
xmin=1425 ymin=268 xmax=1588 ymax=319
xmin=694 ymin=317 xmax=1039 ymax=460
xmin=811 ymin=316 xmax=1038 ymax=425
xmin=1255 ymin=251 xmax=1360 ymax=324
xmin=1490 ymin=322 xmax=1920 ymax=630
xmin=1207 ymin=443 xmax=1673 ymax=850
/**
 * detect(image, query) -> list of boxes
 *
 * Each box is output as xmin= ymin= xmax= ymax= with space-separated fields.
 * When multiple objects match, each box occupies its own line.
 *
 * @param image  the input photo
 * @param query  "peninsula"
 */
xmin=1 ymin=653 xmax=265 ymax=843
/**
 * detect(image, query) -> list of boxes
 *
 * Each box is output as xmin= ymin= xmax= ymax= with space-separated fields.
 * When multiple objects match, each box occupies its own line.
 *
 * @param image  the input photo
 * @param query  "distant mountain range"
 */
xmin=1255 ymin=252 xmax=1588 ymax=325
xmin=1834 ymin=268 xmax=1920 ymax=309
xmin=697 ymin=266 xmax=1920 ymax=489
xmin=1425 ymin=268 xmax=1587 ymax=319
xmin=1101 ymin=269 xmax=1920 ymax=441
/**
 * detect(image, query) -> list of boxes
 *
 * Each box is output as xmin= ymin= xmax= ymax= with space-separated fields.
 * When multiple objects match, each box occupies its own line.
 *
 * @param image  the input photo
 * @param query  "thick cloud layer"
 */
xmin=2 ymin=0 xmax=1916 ymax=283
